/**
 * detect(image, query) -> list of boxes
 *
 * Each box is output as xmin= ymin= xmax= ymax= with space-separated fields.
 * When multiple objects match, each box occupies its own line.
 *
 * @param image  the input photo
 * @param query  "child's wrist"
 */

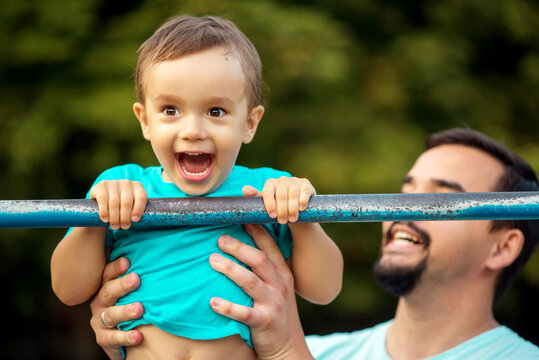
xmin=287 ymin=222 xmax=317 ymax=232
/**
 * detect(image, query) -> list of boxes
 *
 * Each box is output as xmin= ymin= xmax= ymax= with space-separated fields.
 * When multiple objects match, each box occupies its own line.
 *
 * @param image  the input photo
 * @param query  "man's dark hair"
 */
xmin=426 ymin=128 xmax=539 ymax=303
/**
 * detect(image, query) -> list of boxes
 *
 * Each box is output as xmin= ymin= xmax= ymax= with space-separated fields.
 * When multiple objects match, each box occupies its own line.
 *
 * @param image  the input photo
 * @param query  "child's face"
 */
xmin=134 ymin=47 xmax=264 ymax=195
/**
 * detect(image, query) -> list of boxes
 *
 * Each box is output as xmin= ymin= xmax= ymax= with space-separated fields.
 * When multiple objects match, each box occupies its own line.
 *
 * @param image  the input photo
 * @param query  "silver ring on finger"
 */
xmin=101 ymin=310 xmax=114 ymax=328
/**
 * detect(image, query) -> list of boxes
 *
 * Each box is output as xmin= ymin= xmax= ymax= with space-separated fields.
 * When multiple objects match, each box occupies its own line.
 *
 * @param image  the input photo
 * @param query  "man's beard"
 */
xmin=373 ymin=221 xmax=430 ymax=297
xmin=373 ymin=256 xmax=427 ymax=297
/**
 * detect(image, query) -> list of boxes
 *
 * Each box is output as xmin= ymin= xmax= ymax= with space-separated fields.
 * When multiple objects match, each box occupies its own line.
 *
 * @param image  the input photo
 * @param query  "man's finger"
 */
xmin=209 ymin=252 xmax=271 ymax=300
xmin=97 ymin=273 xmax=140 ymax=307
xmin=244 ymin=224 xmax=289 ymax=273
xmin=216 ymin=233 xmax=284 ymax=286
xmin=102 ymin=302 xmax=144 ymax=328
xmin=102 ymin=257 xmax=130 ymax=283
xmin=209 ymin=297 xmax=264 ymax=327
xmin=99 ymin=328 xmax=143 ymax=348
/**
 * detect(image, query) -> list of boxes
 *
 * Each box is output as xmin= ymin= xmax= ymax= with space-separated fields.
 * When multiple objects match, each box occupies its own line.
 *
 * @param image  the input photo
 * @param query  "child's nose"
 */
xmin=179 ymin=115 xmax=207 ymax=141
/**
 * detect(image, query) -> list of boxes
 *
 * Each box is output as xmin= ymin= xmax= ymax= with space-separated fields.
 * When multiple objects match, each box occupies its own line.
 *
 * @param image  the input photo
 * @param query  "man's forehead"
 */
xmin=406 ymin=144 xmax=505 ymax=192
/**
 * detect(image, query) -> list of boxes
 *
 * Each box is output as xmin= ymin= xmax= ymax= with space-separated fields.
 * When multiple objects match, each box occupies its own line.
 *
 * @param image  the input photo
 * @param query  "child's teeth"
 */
xmin=181 ymin=164 xmax=209 ymax=176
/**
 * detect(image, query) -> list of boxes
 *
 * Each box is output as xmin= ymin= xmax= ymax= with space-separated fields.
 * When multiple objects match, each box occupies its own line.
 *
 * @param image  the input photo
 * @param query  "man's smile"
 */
xmin=392 ymin=231 xmax=422 ymax=246
xmin=384 ymin=222 xmax=430 ymax=254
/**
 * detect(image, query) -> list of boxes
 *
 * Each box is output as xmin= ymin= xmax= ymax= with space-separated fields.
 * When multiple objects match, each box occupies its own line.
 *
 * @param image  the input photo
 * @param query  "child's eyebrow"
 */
xmin=153 ymin=94 xmax=183 ymax=103
xmin=205 ymin=96 xmax=235 ymax=106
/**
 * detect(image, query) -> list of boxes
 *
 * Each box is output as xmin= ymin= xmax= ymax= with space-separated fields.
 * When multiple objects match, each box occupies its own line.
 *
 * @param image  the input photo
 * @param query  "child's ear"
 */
xmin=133 ymin=102 xmax=150 ymax=140
xmin=485 ymin=228 xmax=524 ymax=271
xmin=243 ymin=105 xmax=264 ymax=144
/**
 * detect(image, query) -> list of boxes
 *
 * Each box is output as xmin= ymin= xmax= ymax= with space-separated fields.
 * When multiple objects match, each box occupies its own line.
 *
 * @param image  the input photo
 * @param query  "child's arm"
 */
xmin=50 ymin=180 xmax=147 ymax=306
xmin=51 ymin=226 xmax=108 ymax=305
xmin=244 ymin=177 xmax=343 ymax=305
xmin=287 ymin=222 xmax=343 ymax=305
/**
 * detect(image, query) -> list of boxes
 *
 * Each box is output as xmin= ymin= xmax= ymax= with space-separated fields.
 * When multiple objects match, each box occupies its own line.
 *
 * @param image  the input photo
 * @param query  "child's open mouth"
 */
xmin=176 ymin=152 xmax=214 ymax=182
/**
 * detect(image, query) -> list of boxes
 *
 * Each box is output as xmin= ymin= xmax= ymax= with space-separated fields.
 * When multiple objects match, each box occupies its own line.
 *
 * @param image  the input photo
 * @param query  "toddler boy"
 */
xmin=51 ymin=15 xmax=343 ymax=359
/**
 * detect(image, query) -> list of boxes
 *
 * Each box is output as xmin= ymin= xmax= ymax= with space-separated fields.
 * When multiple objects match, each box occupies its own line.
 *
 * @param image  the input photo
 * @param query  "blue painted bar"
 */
xmin=0 ymin=192 xmax=538 ymax=229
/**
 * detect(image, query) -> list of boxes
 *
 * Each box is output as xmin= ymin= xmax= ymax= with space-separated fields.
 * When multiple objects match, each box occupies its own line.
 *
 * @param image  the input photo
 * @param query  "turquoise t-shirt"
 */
xmin=78 ymin=164 xmax=293 ymax=347
xmin=306 ymin=320 xmax=539 ymax=359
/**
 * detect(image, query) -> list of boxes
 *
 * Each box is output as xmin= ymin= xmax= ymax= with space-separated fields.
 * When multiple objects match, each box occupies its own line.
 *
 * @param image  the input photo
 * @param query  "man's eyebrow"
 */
xmin=431 ymin=179 xmax=466 ymax=192
xmin=402 ymin=175 xmax=413 ymax=184
xmin=401 ymin=175 xmax=466 ymax=192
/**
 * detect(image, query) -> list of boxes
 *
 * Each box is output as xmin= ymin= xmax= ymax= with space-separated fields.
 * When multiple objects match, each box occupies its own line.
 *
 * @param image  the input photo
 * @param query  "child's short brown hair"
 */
xmin=135 ymin=15 xmax=263 ymax=109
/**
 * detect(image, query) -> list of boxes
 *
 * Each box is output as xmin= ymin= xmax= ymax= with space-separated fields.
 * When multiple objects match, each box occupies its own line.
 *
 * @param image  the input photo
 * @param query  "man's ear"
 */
xmin=243 ymin=105 xmax=264 ymax=144
xmin=133 ymin=102 xmax=150 ymax=140
xmin=485 ymin=228 xmax=524 ymax=271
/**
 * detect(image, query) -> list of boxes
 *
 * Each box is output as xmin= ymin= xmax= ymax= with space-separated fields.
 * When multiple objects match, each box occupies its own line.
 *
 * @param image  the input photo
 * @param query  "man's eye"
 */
xmin=208 ymin=108 xmax=225 ymax=117
xmin=163 ymin=106 xmax=179 ymax=116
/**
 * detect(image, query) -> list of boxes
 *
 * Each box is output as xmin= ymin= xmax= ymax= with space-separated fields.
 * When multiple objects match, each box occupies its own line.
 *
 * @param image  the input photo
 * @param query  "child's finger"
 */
xmin=106 ymin=181 xmax=121 ymax=230
xmin=242 ymin=185 xmax=261 ymax=197
xmin=262 ymin=179 xmax=277 ymax=219
xmin=275 ymin=178 xmax=289 ymax=224
xmin=119 ymin=180 xmax=134 ymax=229
xmin=299 ymin=181 xmax=316 ymax=211
xmin=287 ymin=182 xmax=301 ymax=223
xmin=131 ymin=182 xmax=147 ymax=223
xmin=90 ymin=184 xmax=110 ymax=223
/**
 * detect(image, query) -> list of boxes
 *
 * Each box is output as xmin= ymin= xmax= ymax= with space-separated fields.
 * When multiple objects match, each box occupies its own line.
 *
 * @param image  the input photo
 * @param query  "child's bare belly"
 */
xmin=126 ymin=325 xmax=256 ymax=360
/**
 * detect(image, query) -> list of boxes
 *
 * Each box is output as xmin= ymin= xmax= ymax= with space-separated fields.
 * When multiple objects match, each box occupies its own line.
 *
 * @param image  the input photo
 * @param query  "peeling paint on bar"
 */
xmin=0 ymin=192 xmax=538 ymax=229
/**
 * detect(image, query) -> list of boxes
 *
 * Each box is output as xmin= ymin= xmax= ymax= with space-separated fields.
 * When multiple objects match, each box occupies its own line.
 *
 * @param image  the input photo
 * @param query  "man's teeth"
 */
xmin=393 ymin=231 xmax=421 ymax=244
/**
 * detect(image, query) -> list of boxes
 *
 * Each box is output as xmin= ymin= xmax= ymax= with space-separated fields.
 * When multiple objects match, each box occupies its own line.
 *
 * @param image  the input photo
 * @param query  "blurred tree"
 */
xmin=0 ymin=0 xmax=537 ymax=358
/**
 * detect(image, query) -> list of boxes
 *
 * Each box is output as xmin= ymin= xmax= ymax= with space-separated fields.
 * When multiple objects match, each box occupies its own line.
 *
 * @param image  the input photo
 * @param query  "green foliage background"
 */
xmin=1 ymin=0 xmax=538 ymax=358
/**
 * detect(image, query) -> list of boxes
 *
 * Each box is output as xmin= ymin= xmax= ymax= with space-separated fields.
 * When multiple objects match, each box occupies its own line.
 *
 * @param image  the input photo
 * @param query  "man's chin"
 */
xmin=373 ymin=256 xmax=427 ymax=297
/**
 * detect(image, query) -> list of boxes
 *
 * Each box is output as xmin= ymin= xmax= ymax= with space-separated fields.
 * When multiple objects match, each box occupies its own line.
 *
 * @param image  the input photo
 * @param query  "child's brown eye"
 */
xmin=208 ymin=108 xmax=225 ymax=117
xmin=164 ymin=106 xmax=178 ymax=116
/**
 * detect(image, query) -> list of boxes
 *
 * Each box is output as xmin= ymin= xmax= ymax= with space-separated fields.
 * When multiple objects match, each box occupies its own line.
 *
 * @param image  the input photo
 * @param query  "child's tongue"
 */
xmin=180 ymin=153 xmax=212 ymax=174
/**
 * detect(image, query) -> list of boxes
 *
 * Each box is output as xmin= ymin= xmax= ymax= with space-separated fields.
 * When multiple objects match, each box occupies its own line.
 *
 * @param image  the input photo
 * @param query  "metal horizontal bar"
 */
xmin=0 ymin=192 xmax=538 ymax=229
